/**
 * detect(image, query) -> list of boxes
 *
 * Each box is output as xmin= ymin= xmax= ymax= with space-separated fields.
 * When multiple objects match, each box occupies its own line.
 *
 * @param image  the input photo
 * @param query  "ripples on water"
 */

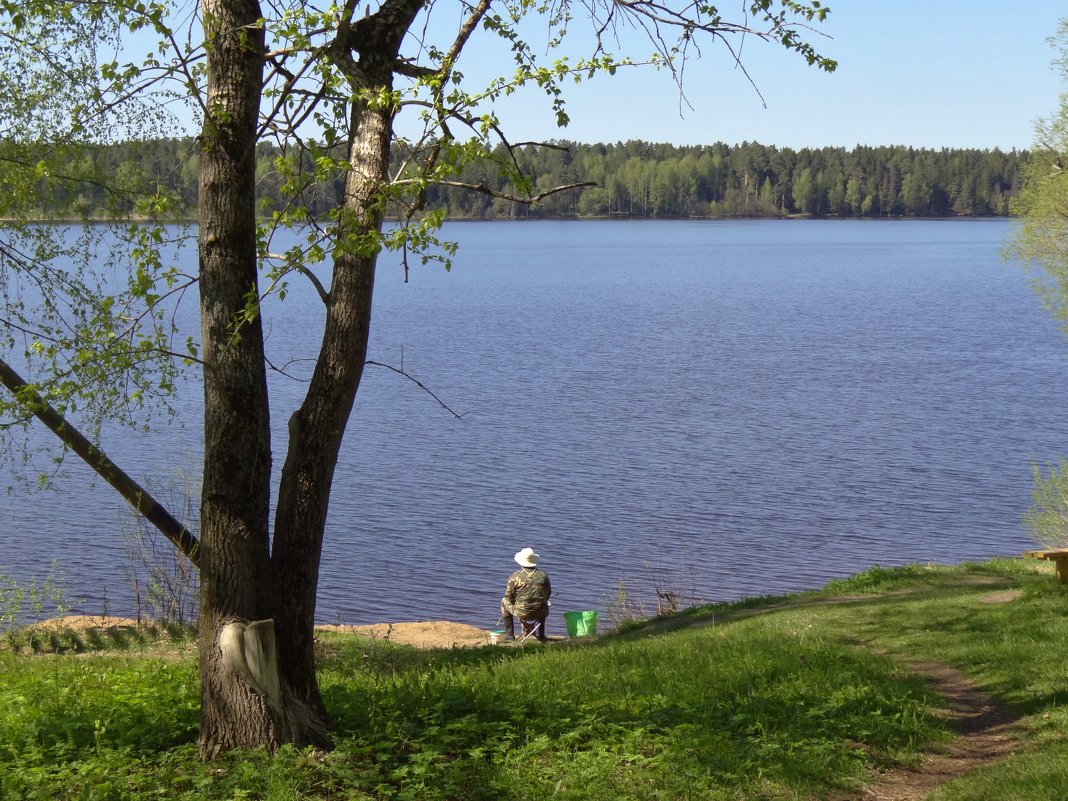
xmin=3 ymin=219 xmax=1066 ymax=629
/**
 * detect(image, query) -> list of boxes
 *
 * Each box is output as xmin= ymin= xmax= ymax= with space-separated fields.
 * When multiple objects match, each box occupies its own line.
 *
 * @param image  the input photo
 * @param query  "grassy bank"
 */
xmin=2 ymin=558 xmax=1067 ymax=800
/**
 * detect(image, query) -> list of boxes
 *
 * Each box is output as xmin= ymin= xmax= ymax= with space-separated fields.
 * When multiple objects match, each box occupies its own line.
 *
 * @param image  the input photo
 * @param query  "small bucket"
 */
xmin=563 ymin=610 xmax=599 ymax=638
xmin=487 ymin=628 xmax=506 ymax=645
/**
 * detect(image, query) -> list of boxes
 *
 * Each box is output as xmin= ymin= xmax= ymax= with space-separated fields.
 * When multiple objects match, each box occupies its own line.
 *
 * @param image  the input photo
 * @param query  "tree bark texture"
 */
xmin=196 ymin=0 xmax=309 ymax=756
xmin=195 ymin=0 xmax=426 ymax=754
xmin=270 ymin=0 xmax=425 ymax=717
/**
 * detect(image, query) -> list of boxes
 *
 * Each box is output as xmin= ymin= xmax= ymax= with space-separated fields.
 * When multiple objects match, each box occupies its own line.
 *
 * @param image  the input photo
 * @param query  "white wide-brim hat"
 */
xmin=514 ymin=547 xmax=539 ymax=567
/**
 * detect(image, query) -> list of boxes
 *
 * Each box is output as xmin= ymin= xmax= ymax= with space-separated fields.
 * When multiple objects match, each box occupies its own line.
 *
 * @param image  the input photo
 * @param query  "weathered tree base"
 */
xmin=199 ymin=618 xmax=332 ymax=758
xmin=198 ymin=694 xmax=332 ymax=759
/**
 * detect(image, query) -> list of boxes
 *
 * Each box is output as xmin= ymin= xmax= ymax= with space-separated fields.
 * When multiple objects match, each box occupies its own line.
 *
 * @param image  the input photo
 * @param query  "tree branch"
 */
xmin=0 ymin=357 xmax=201 ymax=567
xmin=365 ymin=360 xmax=465 ymax=419
xmin=396 ymin=178 xmax=596 ymax=205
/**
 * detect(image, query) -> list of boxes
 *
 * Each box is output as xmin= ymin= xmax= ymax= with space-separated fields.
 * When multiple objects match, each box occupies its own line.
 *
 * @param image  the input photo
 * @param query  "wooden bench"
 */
xmin=1023 ymin=548 xmax=1068 ymax=583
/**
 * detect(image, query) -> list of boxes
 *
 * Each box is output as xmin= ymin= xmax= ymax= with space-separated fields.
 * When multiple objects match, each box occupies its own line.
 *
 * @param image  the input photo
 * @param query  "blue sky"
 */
xmin=461 ymin=2 xmax=1066 ymax=151
xmin=141 ymin=3 xmax=1066 ymax=152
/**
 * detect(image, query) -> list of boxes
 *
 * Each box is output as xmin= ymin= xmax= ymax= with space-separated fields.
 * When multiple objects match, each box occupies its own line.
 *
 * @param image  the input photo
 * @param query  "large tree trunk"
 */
xmin=194 ymin=0 xmax=425 ymax=755
xmin=270 ymin=118 xmax=384 ymax=718
xmin=271 ymin=0 xmax=424 ymax=712
xmin=196 ymin=0 xmax=328 ymax=756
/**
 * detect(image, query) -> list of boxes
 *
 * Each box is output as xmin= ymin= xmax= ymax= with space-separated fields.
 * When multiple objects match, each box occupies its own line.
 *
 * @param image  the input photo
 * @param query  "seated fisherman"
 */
xmin=501 ymin=547 xmax=551 ymax=642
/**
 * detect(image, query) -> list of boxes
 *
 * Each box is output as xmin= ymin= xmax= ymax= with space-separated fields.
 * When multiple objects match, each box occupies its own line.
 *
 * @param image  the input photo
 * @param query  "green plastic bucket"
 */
xmin=563 ymin=610 xmax=599 ymax=638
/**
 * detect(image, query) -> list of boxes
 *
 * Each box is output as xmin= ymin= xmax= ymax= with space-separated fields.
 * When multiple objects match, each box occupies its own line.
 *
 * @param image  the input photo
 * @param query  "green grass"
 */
xmin=2 ymin=558 xmax=1067 ymax=799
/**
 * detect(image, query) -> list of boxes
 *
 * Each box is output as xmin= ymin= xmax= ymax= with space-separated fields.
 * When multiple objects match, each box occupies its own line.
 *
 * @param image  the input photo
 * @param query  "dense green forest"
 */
xmin=35 ymin=137 xmax=1024 ymax=220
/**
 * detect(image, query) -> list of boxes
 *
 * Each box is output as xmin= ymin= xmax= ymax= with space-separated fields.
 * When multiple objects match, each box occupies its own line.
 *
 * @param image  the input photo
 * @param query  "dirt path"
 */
xmin=643 ymin=585 xmax=1030 ymax=801
xmin=856 ymin=657 xmax=1024 ymax=801
xmin=856 ymin=589 xmax=1027 ymax=801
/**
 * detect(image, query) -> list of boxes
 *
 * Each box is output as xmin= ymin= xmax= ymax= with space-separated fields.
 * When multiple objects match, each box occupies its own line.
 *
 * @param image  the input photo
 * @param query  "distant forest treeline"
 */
xmin=46 ymin=138 xmax=1025 ymax=220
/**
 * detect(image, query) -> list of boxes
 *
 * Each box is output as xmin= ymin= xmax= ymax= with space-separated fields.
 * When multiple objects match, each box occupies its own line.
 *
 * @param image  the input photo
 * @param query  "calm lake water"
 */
xmin=3 ymin=219 xmax=1068 ymax=630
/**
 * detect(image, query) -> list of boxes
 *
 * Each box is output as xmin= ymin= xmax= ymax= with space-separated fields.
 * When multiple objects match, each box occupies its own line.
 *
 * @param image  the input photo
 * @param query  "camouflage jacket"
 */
xmin=503 ymin=568 xmax=551 ymax=617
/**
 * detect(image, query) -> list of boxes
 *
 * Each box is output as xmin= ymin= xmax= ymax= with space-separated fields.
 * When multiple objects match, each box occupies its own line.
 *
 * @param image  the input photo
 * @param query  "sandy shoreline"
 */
xmin=317 ymin=621 xmax=492 ymax=648
xmin=23 ymin=615 xmax=494 ymax=649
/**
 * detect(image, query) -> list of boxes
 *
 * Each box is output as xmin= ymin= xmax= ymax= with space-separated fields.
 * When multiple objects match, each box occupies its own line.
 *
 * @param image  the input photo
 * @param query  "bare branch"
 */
xmin=575 ymin=0 xmax=835 ymax=108
xmin=264 ymin=355 xmax=317 ymax=381
xmin=393 ymin=59 xmax=437 ymax=79
xmin=397 ymin=178 xmax=596 ymax=205
xmin=365 ymin=360 xmax=465 ymax=419
xmin=439 ymin=0 xmax=492 ymax=79
xmin=260 ymin=47 xmax=330 ymax=140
